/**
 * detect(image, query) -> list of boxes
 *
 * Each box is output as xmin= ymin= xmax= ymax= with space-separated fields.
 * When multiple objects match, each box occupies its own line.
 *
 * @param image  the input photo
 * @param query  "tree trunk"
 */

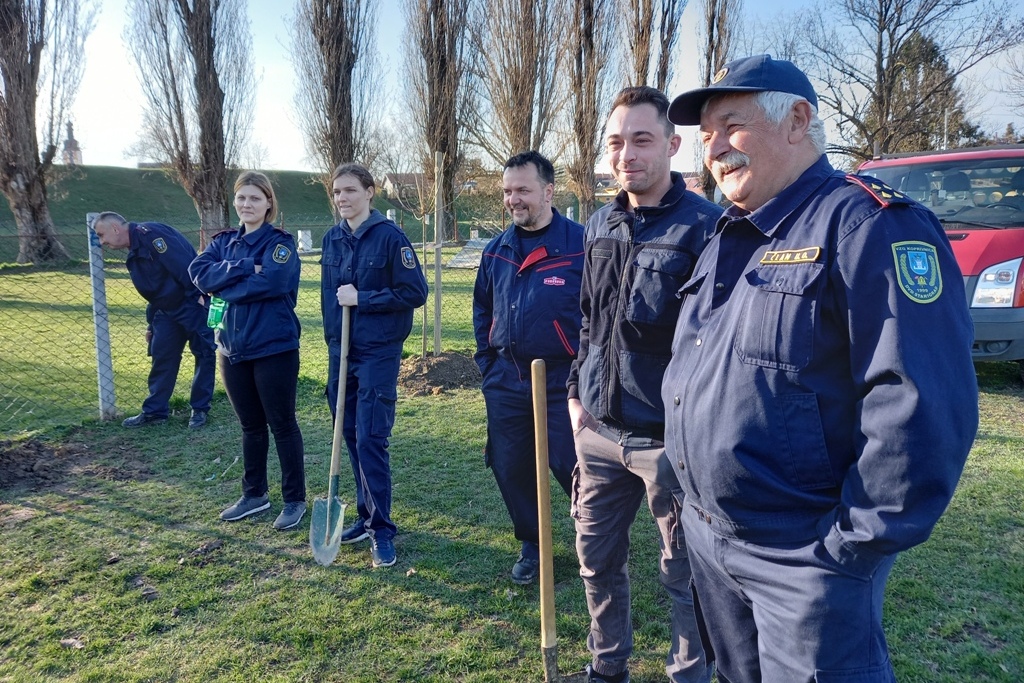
xmin=5 ymin=169 xmax=70 ymax=264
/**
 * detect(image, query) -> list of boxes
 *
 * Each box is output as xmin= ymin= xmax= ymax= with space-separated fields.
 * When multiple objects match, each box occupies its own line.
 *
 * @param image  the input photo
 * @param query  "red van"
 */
xmin=859 ymin=145 xmax=1024 ymax=377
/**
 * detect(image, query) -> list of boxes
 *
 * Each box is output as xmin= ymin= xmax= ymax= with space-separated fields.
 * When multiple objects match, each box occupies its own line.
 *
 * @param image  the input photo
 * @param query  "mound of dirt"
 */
xmin=0 ymin=439 xmax=85 ymax=490
xmin=398 ymin=352 xmax=481 ymax=397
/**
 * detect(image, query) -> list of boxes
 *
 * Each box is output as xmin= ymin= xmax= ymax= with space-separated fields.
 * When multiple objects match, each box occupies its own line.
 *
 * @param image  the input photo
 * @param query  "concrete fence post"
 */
xmin=86 ymin=212 xmax=118 ymax=420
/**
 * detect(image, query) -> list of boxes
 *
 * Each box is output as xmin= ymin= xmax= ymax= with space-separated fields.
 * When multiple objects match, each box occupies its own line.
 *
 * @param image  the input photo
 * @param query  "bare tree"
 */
xmin=403 ymin=0 xmax=473 ymax=241
xmin=291 ymin=0 xmax=381 ymax=189
xmin=804 ymin=0 xmax=1024 ymax=160
xmin=695 ymin=0 xmax=742 ymax=201
xmin=621 ymin=0 xmax=687 ymax=91
xmin=0 ymin=0 xmax=94 ymax=263
xmin=125 ymin=0 xmax=254 ymax=243
xmin=565 ymin=0 xmax=616 ymax=223
xmin=465 ymin=0 xmax=565 ymax=166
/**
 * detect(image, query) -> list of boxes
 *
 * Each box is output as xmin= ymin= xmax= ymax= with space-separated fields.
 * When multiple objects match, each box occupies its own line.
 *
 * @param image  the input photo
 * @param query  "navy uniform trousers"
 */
xmin=142 ymin=300 xmax=216 ymax=418
xmin=482 ymin=358 xmax=576 ymax=550
xmin=327 ymin=344 xmax=401 ymax=541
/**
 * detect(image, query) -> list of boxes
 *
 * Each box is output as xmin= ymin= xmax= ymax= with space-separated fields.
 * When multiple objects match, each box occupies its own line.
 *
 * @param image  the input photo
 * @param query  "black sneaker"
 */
xmin=339 ymin=517 xmax=369 ymax=544
xmin=122 ymin=413 xmax=167 ymax=428
xmin=188 ymin=410 xmax=208 ymax=429
xmin=586 ymin=664 xmax=630 ymax=683
xmin=220 ymin=494 xmax=271 ymax=521
xmin=273 ymin=501 xmax=307 ymax=530
xmin=371 ymin=537 xmax=396 ymax=567
xmin=511 ymin=554 xmax=539 ymax=584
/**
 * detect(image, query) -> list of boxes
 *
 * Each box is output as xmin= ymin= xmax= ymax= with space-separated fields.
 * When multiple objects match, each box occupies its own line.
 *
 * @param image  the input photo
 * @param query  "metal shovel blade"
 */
xmin=309 ymin=495 xmax=346 ymax=566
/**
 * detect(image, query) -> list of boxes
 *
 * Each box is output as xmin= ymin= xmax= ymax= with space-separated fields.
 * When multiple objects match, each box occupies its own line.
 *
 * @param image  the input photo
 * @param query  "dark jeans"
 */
xmin=221 ymin=349 xmax=305 ymax=503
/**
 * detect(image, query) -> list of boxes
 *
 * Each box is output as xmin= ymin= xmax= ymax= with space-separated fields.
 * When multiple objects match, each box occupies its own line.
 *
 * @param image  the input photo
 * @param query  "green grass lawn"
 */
xmin=0 ymin=364 xmax=1022 ymax=681
xmin=1 ymin=246 xmax=1023 ymax=681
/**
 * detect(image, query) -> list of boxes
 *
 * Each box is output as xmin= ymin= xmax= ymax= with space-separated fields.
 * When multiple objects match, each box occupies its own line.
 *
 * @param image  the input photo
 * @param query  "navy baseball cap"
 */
xmin=668 ymin=54 xmax=817 ymax=125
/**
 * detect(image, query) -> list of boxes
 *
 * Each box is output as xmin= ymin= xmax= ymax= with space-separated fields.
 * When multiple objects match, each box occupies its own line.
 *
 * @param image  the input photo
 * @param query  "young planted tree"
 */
xmin=564 ymin=0 xmax=616 ymax=223
xmin=291 ymin=0 xmax=381 ymax=194
xmin=621 ymin=0 xmax=687 ymax=91
xmin=403 ymin=0 xmax=473 ymax=241
xmin=125 ymin=0 xmax=254 ymax=244
xmin=466 ymin=0 xmax=565 ymax=166
xmin=0 ymin=0 xmax=94 ymax=264
xmin=804 ymin=0 xmax=1024 ymax=160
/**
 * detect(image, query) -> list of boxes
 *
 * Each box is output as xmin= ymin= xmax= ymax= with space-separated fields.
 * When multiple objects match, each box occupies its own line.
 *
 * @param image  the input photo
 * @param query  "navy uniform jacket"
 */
xmin=567 ymin=172 xmax=722 ymax=441
xmin=125 ymin=222 xmax=204 ymax=324
xmin=473 ymin=209 xmax=585 ymax=382
xmin=320 ymin=209 xmax=428 ymax=354
xmin=663 ymin=156 xmax=979 ymax=578
xmin=188 ymin=223 xmax=301 ymax=363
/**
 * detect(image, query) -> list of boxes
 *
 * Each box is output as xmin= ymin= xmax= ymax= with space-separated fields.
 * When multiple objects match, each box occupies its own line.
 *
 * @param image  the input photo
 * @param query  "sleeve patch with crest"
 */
xmin=152 ymin=237 xmax=167 ymax=253
xmin=272 ymin=244 xmax=292 ymax=264
xmin=401 ymin=246 xmax=417 ymax=269
xmin=892 ymin=241 xmax=942 ymax=303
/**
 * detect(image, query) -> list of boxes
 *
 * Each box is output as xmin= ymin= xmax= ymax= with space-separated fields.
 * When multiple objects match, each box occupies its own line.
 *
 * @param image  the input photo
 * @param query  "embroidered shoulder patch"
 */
xmin=760 ymin=247 xmax=820 ymax=264
xmin=401 ymin=246 xmax=417 ymax=269
xmin=892 ymin=241 xmax=942 ymax=303
xmin=272 ymin=244 xmax=291 ymax=264
xmin=846 ymin=175 xmax=913 ymax=208
xmin=152 ymin=237 xmax=167 ymax=253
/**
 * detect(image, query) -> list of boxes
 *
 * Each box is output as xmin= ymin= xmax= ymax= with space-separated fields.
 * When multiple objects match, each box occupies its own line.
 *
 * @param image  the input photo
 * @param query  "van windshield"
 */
xmin=862 ymin=157 xmax=1024 ymax=228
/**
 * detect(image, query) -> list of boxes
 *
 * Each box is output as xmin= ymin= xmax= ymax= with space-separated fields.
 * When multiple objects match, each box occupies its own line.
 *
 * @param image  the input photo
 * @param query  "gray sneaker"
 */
xmin=220 ymin=494 xmax=270 ymax=521
xmin=273 ymin=501 xmax=307 ymax=530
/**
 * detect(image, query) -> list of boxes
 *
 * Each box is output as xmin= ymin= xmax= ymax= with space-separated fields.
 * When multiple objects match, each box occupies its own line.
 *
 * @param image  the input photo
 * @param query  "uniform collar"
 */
xmin=237 ymin=222 xmax=274 ymax=244
xmin=498 ymin=207 xmax=571 ymax=256
xmin=608 ymin=171 xmax=691 ymax=228
xmin=127 ymin=223 xmax=149 ymax=257
xmin=719 ymin=155 xmax=835 ymax=236
xmin=349 ymin=209 xmax=388 ymax=240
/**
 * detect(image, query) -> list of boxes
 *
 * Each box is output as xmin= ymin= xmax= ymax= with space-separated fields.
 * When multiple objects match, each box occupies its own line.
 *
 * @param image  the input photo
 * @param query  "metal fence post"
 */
xmin=86 ymin=212 xmax=118 ymax=420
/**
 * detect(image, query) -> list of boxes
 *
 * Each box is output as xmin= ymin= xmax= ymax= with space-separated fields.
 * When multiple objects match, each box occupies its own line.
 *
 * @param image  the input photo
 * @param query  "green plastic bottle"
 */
xmin=207 ymin=296 xmax=228 ymax=330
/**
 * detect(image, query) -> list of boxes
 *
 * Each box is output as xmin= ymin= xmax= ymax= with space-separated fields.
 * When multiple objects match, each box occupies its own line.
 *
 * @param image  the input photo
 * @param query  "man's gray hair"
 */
xmin=94 ymin=211 xmax=128 ymax=226
xmin=701 ymin=90 xmax=827 ymax=155
xmin=755 ymin=91 xmax=827 ymax=155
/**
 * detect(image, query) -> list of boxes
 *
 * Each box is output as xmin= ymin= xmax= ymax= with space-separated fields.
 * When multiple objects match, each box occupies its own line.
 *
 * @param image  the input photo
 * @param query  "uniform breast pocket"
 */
xmin=320 ymin=252 xmax=340 ymax=267
xmin=734 ymin=263 xmax=823 ymax=371
xmin=356 ymin=254 xmax=387 ymax=288
xmin=626 ymin=248 xmax=694 ymax=326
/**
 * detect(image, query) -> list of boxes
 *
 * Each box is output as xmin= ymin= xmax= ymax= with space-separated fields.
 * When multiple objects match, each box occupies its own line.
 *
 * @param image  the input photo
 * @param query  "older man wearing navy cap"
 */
xmin=661 ymin=55 xmax=978 ymax=682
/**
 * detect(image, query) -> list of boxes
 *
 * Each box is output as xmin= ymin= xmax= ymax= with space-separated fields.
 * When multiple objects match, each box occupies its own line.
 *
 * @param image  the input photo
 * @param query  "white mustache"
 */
xmin=712 ymin=151 xmax=750 ymax=176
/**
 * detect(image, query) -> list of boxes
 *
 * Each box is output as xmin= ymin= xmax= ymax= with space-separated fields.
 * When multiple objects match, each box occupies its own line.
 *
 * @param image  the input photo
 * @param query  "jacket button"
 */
xmin=673 ymin=396 xmax=680 ymax=405
xmin=715 ymin=282 xmax=724 ymax=290
xmin=678 ymin=460 xmax=685 ymax=470
xmin=695 ymin=338 xmax=702 ymax=346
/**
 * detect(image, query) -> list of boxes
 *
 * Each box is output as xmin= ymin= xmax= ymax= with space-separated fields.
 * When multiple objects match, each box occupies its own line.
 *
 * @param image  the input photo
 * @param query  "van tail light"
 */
xmin=972 ymin=258 xmax=1024 ymax=308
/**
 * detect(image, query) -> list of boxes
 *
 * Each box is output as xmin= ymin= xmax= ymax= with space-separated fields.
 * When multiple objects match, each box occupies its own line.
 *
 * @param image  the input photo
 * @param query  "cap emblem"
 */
xmin=712 ymin=67 xmax=729 ymax=83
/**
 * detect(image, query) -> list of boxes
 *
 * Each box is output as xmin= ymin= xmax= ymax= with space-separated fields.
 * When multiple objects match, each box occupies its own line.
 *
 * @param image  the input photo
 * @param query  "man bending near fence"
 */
xmin=92 ymin=212 xmax=216 ymax=429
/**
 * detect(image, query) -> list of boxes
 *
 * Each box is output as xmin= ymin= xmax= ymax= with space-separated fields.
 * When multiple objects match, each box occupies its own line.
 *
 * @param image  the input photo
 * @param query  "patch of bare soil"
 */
xmin=398 ymin=352 xmax=481 ymax=397
xmin=0 ymin=439 xmax=88 ymax=491
xmin=0 ymin=438 xmax=151 ymax=492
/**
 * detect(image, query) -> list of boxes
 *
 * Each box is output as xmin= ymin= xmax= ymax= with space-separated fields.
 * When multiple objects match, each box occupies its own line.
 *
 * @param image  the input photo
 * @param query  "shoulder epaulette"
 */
xmin=845 ymin=174 xmax=913 ymax=208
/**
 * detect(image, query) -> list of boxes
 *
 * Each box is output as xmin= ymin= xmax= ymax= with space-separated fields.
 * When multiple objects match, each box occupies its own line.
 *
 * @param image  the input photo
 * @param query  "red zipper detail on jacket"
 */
xmin=553 ymin=319 xmax=575 ymax=356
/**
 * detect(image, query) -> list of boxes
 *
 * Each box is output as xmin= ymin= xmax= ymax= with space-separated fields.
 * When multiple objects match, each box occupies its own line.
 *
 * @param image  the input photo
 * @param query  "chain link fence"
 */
xmin=0 ymin=219 xmax=484 ymax=436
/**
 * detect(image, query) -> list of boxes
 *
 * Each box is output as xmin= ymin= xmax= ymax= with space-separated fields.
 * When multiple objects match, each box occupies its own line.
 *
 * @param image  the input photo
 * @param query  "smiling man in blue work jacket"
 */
xmin=473 ymin=151 xmax=585 ymax=585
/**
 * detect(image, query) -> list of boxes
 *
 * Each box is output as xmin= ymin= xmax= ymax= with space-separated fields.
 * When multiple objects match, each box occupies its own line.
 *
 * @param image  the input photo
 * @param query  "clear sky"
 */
xmin=70 ymin=0 xmax=1022 ymax=174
